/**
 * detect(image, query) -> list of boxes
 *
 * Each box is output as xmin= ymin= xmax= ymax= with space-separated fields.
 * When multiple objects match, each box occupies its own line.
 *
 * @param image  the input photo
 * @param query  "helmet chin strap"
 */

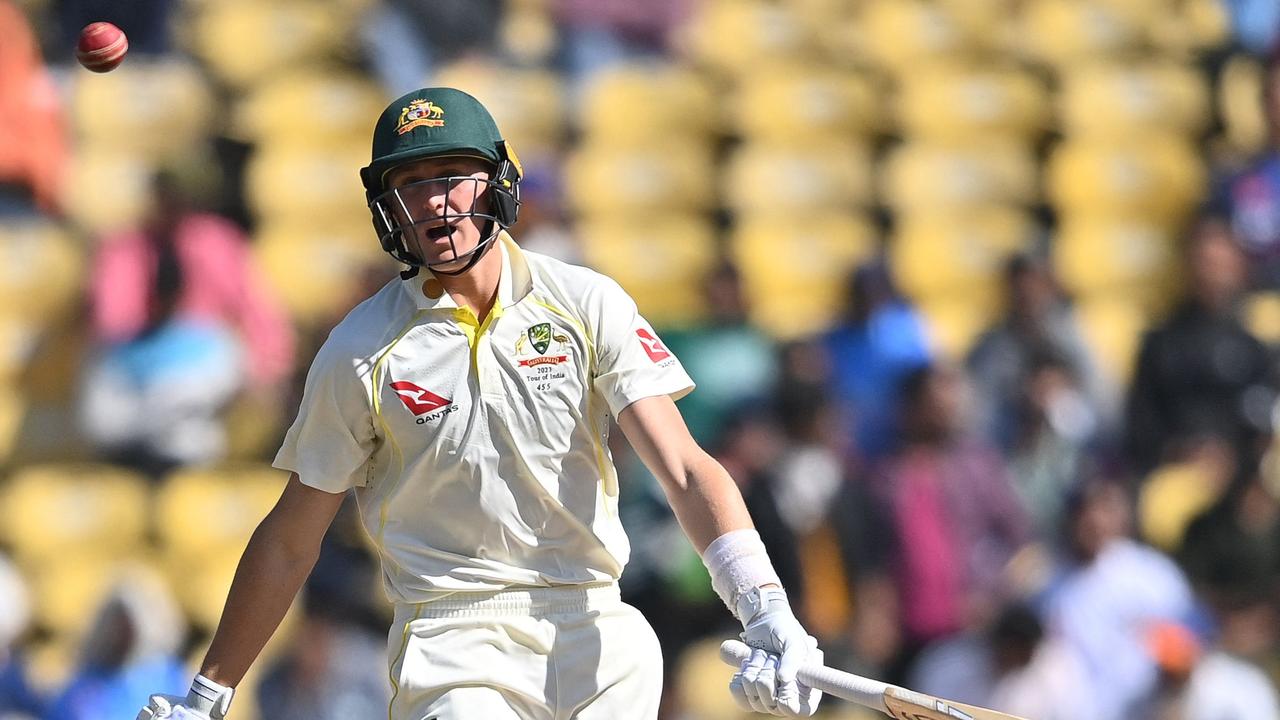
xmin=421 ymin=219 xmax=499 ymax=277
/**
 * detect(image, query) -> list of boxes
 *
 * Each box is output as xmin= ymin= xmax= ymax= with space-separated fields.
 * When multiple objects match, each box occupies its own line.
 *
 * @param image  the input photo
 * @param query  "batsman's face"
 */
xmin=385 ymin=156 xmax=494 ymax=270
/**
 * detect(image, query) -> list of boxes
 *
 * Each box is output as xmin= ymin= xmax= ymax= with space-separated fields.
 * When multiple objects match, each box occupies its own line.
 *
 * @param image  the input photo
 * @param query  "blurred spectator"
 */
xmin=362 ymin=0 xmax=503 ymax=94
xmin=1218 ymin=53 xmax=1280 ymax=286
xmin=79 ymin=170 xmax=294 ymax=473
xmin=55 ymin=0 xmax=175 ymax=56
xmin=0 ymin=0 xmax=67 ymax=216
xmin=0 ymin=554 xmax=43 ymax=719
xmin=551 ymin=0 xmax=692 ymax=83
xmin=1125 ymin=212 xmax=1274 ymax=475
xmin=1142 ymin=603 xmax=1280 ymax=720
xmin=967 ymin=253 xmax=1110 ymax=453
xmin=46 ymin=566 xmax=188 ymax=720
xmin=1044 ymin=479 xmax=1196 ymax=720
xmin=1007 ymin=349 xmax=1099 ymax=540
xmin=661 ymin=263 xmax=777 ymax=447
xmin=510 ymin=162 xmax=577 ymax=263
xmin=822 ymin=261 xmax=933 ymax=460
xmin=904 ymin=602 xmax=1096 ymax=720
xmin=862 ymin=364 xmax=1031 ymax=676
xmin=1178 ymin=446 xmax=1280 ymax=604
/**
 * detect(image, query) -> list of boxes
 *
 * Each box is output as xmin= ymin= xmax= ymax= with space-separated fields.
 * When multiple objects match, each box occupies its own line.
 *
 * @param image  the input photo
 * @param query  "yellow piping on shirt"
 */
xmin=530 ymin=296 xmax=618 ymax=513
xmin=387 ymin=603 xmax=424 ymax=720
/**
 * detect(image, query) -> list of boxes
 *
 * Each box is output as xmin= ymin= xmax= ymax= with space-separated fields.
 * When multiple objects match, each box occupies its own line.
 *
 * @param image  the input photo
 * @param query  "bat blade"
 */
xmin=884 ymin=687 xmax=1027 ymax=720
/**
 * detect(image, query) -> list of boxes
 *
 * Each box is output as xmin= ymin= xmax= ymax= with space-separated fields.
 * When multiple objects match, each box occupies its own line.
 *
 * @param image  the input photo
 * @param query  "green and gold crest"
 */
xmin=527 ymin=323 xmax=551 ymax=354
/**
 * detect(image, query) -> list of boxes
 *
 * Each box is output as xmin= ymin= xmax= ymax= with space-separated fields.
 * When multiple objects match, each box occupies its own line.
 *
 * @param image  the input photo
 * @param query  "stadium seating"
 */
xmin=1057 ymin=61 xmax=1211 ymax=139
xmin=724 ymin=141 xmax=874 ymax=213
xmin=1046 ymin=136 xmax=1206 ymax=218
xmin=436 ymin=61 xmax=569 ymax=157
xmin=576 ymin=64 xmax=718 ymax=146
xmin=0 ymin=463 xmax=150 ymax=564
xmin=71 ymin=60 xmax=214 ymax=162
xmin=1052 ymin=215 xmax=1182 ymax=312
xmin=728 ymin=66 xmax=883 ymax=141
xmin=895 ymin=64 xmax=1051 ymax=142
xmin=577 ymin=216 xmax=718 ymax=325
xmin=62 ymin=147 xmax=155 ymax=234
xmin=563 ymin=141 xmax=716 ymax=216
xmin=881 ymin=140 xmax=1039 ymax=211
xmin=232 ymin=70 xmax=386 ymax=145
xmin=730 ymin=212 xmax=877 ymax=338
xmin=0 ymin=221 xmax=84 ymax=323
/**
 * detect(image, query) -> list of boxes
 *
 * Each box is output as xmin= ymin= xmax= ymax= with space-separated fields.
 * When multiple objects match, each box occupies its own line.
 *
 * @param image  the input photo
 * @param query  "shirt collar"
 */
xmin=400 ymin=231 xmax=533 ymax=311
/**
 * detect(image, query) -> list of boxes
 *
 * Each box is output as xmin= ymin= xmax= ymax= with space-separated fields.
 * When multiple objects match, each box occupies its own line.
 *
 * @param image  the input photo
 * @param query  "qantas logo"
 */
xmin=635 ymin=328 xmax=671 ymax=363
xmin=389 ymin=381 xmax=451 ymax=416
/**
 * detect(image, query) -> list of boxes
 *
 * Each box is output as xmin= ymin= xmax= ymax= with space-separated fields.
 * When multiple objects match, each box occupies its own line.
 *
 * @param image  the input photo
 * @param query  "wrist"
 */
xmin=700 ymin=529 xmax=782 ymax=620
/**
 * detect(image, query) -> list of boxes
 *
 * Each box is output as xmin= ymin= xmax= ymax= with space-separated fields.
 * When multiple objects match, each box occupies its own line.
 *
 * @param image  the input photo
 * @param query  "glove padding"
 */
xmin=730 ymin=586 xmax=823 ymax=716
xmin=137 ymin=696 xmax=213 ymax=720
xmin=137 ymin=675 xmax=233 ymax=720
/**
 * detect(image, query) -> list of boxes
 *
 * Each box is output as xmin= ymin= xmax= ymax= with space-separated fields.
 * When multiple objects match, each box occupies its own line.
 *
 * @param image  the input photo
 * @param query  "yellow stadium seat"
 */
xmin=233 ymin=71 xmax=387 ymax=145
xmin=674 ymin=637 xmax=749 ymax=720
xmin=63 ymin=148 xmax=154 ymax=234
xmin=890 ymin=208 xmax=1036 ymax=315
xmin=1053 ymin=216 xmax=1180 ymax=312
xmin=916 ymin=298 xmax=997 ymax=360
xmin=1046 ymin=137 xmax=1205 ymax=219
xmin=730 ymin=213 xmax=878 ymax=338
xmin=0 ymin=221 xmax=84 ymax=323
xmin=0 ymin=464 xmax=150 ymax=564
xmin=1020 ymin=0 xmax=1149 ymax=67
xmin=184 ymin=1 xmax=352 ymax=89
xmin=682 ymin=0 xmax=817 ymax=77
xmin=435 ymin=61 xmax=568 ymax=156
xmin=881 ymin=141 xmax=1038 ymax=211
xmin=728 ymin=66 xmax=883 ymax=141
xmin=154 ymin=464 xmax=286 ymax=562
xmin=896 ymin=65 xmax=1051 ymax=142
xmin=563 ymin=142 xmax=715 ymax=216
xmin=724 ymin=141 xmax=873 ymax=213
xmin=577 ymin=217 xmax=717 ymax=325
xmin=244 ymin=142 xmax=370 ymax=224
xmin=1245 ymin=292 xmax=1280 ymax=345
xmin=1219 ymin=55 xmax=1269 ymax=158
xmin=858 ymin=0 xmax=986 ymax=74
xmin=71 ymin=60 xmax=213 ymax=162
xmin=575 ymin=64 xmax=717 ymax=145
xmin=1058 ymin=62 xmax=1211 ymax=139
xmin=25 ymin=556 xmax=175 ymax=641
xmin=0 ymin=385 xmax=23 ymax=463
xmin=1074 ymin=297 xmax=1149 ymax=386
xmin=253 ymin=221 xmax=391 ymax=326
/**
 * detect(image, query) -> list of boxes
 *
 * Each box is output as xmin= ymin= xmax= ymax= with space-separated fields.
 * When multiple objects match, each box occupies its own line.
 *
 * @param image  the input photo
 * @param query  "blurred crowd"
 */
xmin=2 ymin=0 xmax=1280 ymax=719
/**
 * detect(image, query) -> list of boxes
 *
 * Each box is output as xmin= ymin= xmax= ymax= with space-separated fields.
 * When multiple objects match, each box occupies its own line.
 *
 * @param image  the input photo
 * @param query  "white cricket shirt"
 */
xmin=274 ymin=234 xmax=695 ymax=604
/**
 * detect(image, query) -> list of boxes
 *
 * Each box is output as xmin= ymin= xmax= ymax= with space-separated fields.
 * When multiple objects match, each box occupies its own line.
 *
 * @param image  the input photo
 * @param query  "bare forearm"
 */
xmin=660 ymin=450 xmax=755 ymax=553
xmin=198 ymin=522 xmax=320 ymax=687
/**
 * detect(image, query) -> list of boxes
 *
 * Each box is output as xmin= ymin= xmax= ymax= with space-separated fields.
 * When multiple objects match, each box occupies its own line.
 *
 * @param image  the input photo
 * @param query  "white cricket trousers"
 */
xmin=386 ymin=583 xmax=663 ymax=720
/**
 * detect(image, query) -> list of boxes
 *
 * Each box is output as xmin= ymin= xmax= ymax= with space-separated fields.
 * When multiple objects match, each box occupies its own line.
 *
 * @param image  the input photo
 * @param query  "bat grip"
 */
xmin=719 ymin=639 xmax=891 ymax=714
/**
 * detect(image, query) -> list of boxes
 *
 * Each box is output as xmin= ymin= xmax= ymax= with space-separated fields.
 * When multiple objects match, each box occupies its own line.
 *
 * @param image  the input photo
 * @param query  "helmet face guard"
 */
xmin=369 ymin=173 xmax=514 ymax=271
xmin=362 ymin=142 xmax=522 ymax=276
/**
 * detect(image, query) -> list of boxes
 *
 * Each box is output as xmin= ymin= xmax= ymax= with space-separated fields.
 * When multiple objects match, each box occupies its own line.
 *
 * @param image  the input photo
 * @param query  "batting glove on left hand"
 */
xmin=730 ymin=586 xmax=823 ymax=717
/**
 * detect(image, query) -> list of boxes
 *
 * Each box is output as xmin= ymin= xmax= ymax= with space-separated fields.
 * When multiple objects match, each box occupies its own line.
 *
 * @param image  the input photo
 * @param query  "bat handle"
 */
xmin=719 ymin=639 xmax=891 ymax=714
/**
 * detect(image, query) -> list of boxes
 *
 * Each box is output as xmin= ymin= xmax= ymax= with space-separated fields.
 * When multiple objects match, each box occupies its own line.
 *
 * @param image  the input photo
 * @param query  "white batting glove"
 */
xmin=730 ymin=586 xmax=823 ymax=716
xmin=137 ymin=675 xmax=233 ymax=720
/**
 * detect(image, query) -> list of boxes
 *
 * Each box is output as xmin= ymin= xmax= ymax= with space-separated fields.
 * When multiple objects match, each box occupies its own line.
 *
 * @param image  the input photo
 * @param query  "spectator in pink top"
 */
xmin=80 ymin=171 xmax=294 ymax=473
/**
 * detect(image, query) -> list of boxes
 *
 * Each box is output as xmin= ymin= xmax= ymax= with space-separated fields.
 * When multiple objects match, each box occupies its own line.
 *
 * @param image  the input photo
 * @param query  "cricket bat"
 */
xmin=719 ymin=640 xmax=1029 ymax=720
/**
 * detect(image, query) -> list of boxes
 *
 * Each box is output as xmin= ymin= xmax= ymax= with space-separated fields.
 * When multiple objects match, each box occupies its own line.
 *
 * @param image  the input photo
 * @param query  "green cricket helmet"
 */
xmin=360 ymin=87 xmax=522 ymax=274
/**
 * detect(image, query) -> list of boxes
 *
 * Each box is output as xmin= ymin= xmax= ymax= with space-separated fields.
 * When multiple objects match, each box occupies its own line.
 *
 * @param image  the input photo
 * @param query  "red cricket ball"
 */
xmin=76 ymin=22 xmax=128 ymax=73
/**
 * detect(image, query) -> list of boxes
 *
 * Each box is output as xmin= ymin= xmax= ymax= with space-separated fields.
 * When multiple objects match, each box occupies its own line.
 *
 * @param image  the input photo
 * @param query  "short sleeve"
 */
xmin=273 ymin=336 xmax=376 ymax=493
xmin=589 ymin=276 xmax=695 ymax=417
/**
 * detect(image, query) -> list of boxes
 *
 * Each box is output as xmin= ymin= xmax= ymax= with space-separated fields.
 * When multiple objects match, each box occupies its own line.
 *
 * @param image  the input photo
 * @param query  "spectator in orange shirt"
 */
xmin=0 ymin=0 xmax=67 ymax=216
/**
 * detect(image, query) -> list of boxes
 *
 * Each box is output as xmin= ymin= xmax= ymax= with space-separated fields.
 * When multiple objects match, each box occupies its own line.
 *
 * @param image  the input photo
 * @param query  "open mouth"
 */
xmin=425 ymin=224 xmax=455 ymax=240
